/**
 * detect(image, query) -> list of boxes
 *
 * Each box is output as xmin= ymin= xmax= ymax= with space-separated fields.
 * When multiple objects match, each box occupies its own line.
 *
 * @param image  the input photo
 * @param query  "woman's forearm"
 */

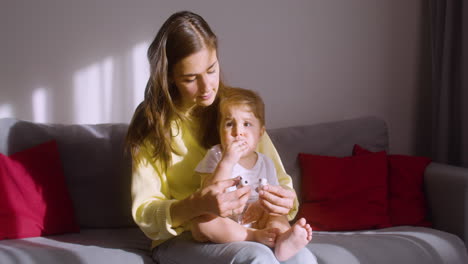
xmin=170 ymin=193 xmax=202 ymax=228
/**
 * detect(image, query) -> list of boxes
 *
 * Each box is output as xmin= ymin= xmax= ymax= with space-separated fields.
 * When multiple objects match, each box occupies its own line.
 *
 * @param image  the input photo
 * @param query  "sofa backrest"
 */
xmin=0 ymin=116 xmax=389 ymax=228
xmin=268 ymin=116 xmax=389 ymax=201
xmin=0 ymin=118 xmax=134 ymax=228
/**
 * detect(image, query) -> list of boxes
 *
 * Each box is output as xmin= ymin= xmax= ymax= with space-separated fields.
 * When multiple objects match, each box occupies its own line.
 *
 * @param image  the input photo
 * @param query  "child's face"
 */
xmin=219 ymin=104 xmax=265 ymax=158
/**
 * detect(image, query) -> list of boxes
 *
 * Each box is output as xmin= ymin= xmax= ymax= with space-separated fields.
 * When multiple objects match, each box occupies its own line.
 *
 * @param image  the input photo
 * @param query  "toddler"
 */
xmin=192 ymin=87 xmax=312 ymax=261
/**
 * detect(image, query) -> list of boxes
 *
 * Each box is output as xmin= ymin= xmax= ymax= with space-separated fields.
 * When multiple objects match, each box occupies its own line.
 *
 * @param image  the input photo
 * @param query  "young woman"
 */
xmin=126 ymin=11 xmax=316 ymax=264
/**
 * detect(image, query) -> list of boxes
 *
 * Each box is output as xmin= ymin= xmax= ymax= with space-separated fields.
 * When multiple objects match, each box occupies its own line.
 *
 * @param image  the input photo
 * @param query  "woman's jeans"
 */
xmin=152 ymin=232 xmax=317 ymax=264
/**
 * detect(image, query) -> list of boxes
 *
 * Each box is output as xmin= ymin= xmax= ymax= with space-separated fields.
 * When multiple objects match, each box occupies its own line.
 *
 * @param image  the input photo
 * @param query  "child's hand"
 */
xmin=222 ymin=138 xmax=249 ymax=165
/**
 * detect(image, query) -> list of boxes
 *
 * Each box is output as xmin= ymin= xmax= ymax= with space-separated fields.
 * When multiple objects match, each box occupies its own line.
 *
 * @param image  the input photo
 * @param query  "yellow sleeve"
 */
xmin=257 ymin=132 xmax=299 ymax=221
xmin=131 ymin=144 xmax=184 ymax=243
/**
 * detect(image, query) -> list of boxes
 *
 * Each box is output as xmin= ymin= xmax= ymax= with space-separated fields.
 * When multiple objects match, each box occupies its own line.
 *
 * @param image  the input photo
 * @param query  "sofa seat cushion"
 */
xmin=0 ymin=228 xmax=153 ymax=264
xmin=307 ymin=226 xmax=468 ymax=264
xmin=0 ymin=227 xmax=466 ymax=264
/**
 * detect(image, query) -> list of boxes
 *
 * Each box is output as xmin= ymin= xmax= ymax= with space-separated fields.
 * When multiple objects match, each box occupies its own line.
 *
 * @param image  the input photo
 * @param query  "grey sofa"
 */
xmin=0 ymin=116 xmax=467 ymax=264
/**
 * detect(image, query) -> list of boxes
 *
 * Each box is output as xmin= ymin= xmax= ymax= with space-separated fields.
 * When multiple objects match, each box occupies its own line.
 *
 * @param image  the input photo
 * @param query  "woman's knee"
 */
xmin=190 ymin=217 xmax=211 ymax=242
xmin=193 ymin=216 xmax=223 ymax=239
xmin=191 ymin=228 xmax=209 ymax=242
xmin=232 ymin=242 xmax=278 ymax=264
xmin=280 ymin=247 xmax=317 ymax=264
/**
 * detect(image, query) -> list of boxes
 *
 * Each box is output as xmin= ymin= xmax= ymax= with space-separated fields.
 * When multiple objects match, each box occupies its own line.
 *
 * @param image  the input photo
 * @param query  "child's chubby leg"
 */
xmin=264 ymin=215 xmax=313 ymax=262
xmin=191 ymin=214 xmax=279 ymax=247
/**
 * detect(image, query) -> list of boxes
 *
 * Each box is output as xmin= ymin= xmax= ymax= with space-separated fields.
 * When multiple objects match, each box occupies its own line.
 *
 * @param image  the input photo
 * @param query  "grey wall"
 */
xmin=0 ymin=0 xmax=431 ymax=156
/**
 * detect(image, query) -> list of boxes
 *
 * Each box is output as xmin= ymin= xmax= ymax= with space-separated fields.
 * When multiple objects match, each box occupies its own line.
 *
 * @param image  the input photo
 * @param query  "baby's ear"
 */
xmin=260 ymin=126 xmax=266 ymax=136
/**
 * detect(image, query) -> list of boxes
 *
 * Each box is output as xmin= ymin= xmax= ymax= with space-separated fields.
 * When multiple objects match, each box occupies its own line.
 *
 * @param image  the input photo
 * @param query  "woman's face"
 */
xmin=171 ymin=47 xmax=220 ymax=110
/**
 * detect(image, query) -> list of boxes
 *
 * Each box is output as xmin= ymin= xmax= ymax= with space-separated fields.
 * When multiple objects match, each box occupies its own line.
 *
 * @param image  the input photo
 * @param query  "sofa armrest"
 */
xmin=424 ymin=162 xmax=468 ymax=246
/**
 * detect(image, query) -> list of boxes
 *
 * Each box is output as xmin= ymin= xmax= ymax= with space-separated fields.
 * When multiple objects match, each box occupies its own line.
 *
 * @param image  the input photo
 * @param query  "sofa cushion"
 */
xmin=0 ymin=228 xmax=153 ymax=264
xmin=0 ymin=140 xmax=79 ymax=239
xmin=308 ymin=226 xmax=468 ymax=264
xmin=297 ymin=151 xmax=391 ymax=231
xmin=0 ymin=118 xmax=133 ymax=228
xmin=353 ymin=144 xmax=432 ymax=227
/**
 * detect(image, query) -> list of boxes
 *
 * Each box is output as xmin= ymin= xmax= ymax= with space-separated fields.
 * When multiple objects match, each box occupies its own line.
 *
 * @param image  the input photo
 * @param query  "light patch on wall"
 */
xmin=101 ymin=57 xmax=113 ymax=122
xmin=0 ymin=104 xmax=13 ymax=118
xmin=32 ymin=87 xmax=48 ymax=123
xmin=73 ymin=57 xmax=114 ymax=124
xmin=132 ymin=42 xmax=149 ymax=109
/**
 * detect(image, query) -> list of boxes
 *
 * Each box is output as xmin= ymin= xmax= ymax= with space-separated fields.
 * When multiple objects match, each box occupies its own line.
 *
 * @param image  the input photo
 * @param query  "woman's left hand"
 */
xmin=258 ymin=185 xmax=296 ymax=216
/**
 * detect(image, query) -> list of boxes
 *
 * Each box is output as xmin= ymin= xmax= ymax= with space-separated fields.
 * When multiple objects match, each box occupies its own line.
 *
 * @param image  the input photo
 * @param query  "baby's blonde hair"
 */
xmin=219 ymin=87 xmax=265 ymax=126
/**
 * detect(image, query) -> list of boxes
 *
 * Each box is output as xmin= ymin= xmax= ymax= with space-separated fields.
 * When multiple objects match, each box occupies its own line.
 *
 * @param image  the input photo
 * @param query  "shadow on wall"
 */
xmin=0 ymin=41 xmax=149 ymax=125
xmin=0 ymin=0 xmax=177 ymax=124
xmin=70 ymin=43 xmax=149 ymax=124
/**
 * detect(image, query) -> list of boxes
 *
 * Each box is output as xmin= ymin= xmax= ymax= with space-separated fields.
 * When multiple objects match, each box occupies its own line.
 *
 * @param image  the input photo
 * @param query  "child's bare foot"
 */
xmin=274 ymin=218 xmax=312 ymax=261
xmin=253 ymin=227 xmax=279 ymax=248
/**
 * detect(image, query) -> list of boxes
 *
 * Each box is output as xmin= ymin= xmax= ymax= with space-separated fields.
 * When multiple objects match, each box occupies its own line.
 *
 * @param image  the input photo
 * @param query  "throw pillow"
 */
xmin=297 ymin=152 xmax=391 ymax=231
xmin=0 ymin=140 xmax=79 ymax=240
xmin=353 ymin=144 xmax=432 ymax=227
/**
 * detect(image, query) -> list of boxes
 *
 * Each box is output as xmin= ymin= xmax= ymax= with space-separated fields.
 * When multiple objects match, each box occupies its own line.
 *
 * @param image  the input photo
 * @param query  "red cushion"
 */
xmin=353 ymin=145 xmax=432 ymax=227
xmin=0 ymin=141 xmax=79 ymax=240
xmin=297 ymin=152 xmax=391 ymax=231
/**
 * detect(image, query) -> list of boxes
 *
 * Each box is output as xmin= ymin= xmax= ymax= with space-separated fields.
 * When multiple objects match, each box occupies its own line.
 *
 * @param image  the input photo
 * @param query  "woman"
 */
xmin=126 ymin=11 xmax=316 ymax=264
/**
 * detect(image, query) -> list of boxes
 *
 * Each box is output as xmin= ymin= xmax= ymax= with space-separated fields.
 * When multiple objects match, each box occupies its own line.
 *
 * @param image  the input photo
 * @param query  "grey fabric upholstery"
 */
xmin=308 ymin=226 xmax=467 ymax=264
xmin=268 ymin=116 xmax=389 ymax=203
xmin=0 ymin=228 xmax=152 ymax=264
xmin=425 ymin=162 xmax=468 ymax=247
xmin=0 ymin=116 xmax=467 ymax=264
xmin=0 ymin=118 xmax=134 ymax=228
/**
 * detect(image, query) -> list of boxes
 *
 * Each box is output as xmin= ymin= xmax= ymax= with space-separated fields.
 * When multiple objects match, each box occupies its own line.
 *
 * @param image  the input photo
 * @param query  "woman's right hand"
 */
xmin=195 ymin=177 xmax=251 ymax=217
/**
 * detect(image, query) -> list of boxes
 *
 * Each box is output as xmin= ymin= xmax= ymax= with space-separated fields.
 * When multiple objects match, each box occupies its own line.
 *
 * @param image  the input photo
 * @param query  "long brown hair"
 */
xmin=126 ymin=11 xmax=223 ymax=171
